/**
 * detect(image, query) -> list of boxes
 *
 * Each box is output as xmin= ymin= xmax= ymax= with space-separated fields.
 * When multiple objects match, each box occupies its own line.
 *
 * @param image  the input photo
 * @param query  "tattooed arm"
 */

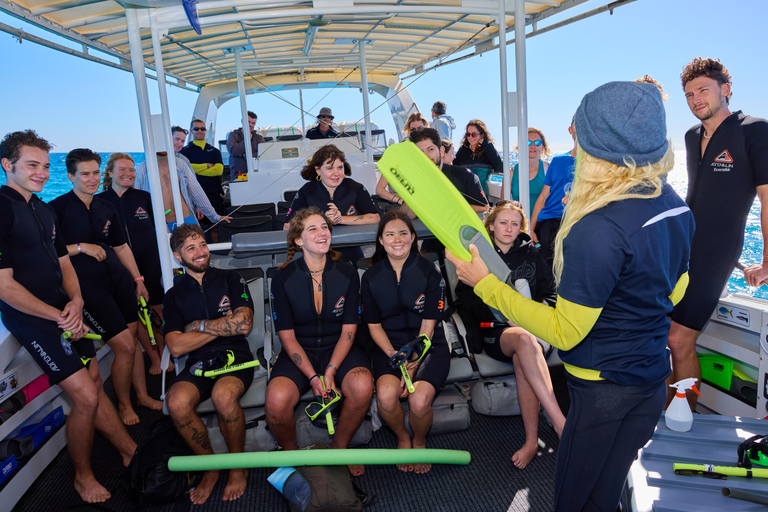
xmin=166 ymin=306 xmax=254 ymax=357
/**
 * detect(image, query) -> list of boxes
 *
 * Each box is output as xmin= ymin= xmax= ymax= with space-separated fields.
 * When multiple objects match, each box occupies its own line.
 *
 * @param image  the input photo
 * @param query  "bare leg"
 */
xmin=87 ymin=360 xmax=136 ymax=466
xmin=150 ymin=305 xmax=173 ymax=372
xmin=408 ymin=381 xmax=436 ymax=474
xmin=666 ymin=320 xmax=701 ymax=410
xmin=57 ymin=369 xmax=111 ymax=503
xmin=105 ymin=328 xmax=139 ymax=425
xmin=265 ymin=377 xmax=301 ymax=451
xmin=510 ymin=352 xmax=541 ymax=469
xmin=376 ymin=375 xmax=412 ymax=472
xmin=212 ymin=377 xmax=248 ymax=502
xmin=126 ymin=321 xmax=163 ymax=412
xmin=335 ymin=368 xmax=374 ymax=476
xmin=167 ymin=381 xmax=219 ymax=505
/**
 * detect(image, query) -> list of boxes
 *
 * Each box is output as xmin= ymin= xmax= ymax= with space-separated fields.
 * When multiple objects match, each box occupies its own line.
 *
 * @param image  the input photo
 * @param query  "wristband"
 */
xmin=77 ymin=243 xmax=81 ymax=254
xmin=134 ymin=276 xmax=145 ymax=282
xmin=309 ymin=374 xmax=320 ymax=385
xmin=199 ymin=320 xmax=205 ymax=332
xmin=326 ymin=364 xmax=338 ymax=374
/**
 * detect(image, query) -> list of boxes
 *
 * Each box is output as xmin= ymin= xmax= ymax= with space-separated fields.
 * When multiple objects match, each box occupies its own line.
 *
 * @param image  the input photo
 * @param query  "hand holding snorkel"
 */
xmin=188 ymin=349 xmax=260 ymax=378
xmin=305 ymin=377 xmax=342 ymax=435
xmin=389 ymin=335 xmax=432 ymax=394
xmin=137 ymin=296 xmax=156 ymax=346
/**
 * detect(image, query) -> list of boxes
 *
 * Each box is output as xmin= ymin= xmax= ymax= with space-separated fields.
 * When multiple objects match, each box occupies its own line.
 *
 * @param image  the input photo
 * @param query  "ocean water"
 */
xmin=2 ymin=150 xmax=766 ymax=299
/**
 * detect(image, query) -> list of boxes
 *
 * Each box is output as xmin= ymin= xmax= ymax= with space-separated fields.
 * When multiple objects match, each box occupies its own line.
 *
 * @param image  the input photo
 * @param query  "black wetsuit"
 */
xmin=456 ymin=233 xmax=556 ymax=361
xmin=305 ymin=126 xmax=339 ymax=140
xmin=162 ymin=267 xmax=255 ymax=399
xmin=0 ymin=186 xmax=94 ymax=383
xmin=97 ymin=187 xmax=164 ymax=305
xmin=49 ymin=191 xmax=136 ymax=339
xmin=269 ymin=257 xmax=369 ymax=391
xmin=672 ymin=111 xmax=768 ymax=330
xmin=285 ymin=178 xmax=378 ymax=264
xmin=361 ymin=252 xmax=450 ymax=390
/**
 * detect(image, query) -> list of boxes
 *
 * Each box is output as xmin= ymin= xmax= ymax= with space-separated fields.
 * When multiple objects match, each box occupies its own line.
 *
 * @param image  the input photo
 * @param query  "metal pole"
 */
xmin=125 ymin=7 xmax=175 ymax=291
xmin=235 ymin=47 xmax=255 ymax=177
xmin=358 ymin=39 xmax=374 ymax=163
xmin=499 ymin=0 xmax=512 ymax=205
xmin=150 ymin=15 xmax=186 ymax=228
xmin=299 ymin=88 xmax=306 ymax=134
xmin=513 ymin=0 xmax=529 ymax=216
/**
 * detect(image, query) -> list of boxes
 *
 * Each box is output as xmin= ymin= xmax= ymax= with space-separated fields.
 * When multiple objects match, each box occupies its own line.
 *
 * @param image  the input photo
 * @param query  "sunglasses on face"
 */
xmin=192 ymin=127 xmax=206 ymax=131
xmin=528 ymin=139 xmax=543 ymax=146
xmin=466 ymin=131 xmax=481 ymax=138
xmin=318 ymin=115 xmax=333 ymax=120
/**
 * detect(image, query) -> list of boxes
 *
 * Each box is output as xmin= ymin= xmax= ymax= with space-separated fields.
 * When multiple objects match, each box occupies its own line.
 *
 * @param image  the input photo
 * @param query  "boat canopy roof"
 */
xmin=0 ymin=0 xmax=632 ymax=92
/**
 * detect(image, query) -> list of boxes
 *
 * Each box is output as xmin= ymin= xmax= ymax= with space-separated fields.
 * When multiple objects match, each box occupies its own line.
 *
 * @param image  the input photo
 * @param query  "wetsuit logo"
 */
xmin=346 ymin=205 xmax=357 ymax=216
xmin=711 ymin=149 xmax=734 ymax=171
xmin=714 ymin=150 xmax=733 ymax=164
xmin=83 ymin=309 xmax=106 ymax=334
xmin=388 ymin=166 xmax=415 ymax=195
xmin=334 ymin=297 xmax=345 ymax=317
xmin=30 ymin=341 xmax=60 ymax=372
xmin=219 ymin=296 xmax=230 ymax=308
xmin=414 ymin=293 xmax=425 ymax=313
xmin=102 ymin=220 xmax=111 ymax=235
xmin=135 ymin=207 xmax=149 ymax=220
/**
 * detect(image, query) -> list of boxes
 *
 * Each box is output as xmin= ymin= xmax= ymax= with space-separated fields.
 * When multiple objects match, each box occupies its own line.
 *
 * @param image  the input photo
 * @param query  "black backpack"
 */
xmin=126 ymin=416 xmax=202 ymax=506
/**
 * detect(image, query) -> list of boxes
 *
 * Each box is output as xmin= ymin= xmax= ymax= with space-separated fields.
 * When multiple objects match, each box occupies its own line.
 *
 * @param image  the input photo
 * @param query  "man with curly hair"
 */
xmin=667 ymin=57 xmax=768 ymax=410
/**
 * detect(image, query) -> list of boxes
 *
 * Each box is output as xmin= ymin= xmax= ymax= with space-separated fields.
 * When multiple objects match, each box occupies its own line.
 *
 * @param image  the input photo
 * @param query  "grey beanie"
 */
xmin=575 ymin=81 xmax=668 ymax=167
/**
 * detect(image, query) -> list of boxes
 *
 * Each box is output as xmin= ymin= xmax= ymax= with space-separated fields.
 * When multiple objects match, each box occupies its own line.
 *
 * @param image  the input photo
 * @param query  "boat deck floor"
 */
xmin=13 ymin=357 xmax=569 ymax=512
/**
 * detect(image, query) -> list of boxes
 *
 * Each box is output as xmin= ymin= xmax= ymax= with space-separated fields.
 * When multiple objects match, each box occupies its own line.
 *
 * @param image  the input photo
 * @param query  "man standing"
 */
xmin=431 ymin=101 xmax=456 ymax=141
xmin=530 ymin=117 xmax=577 ymax=267
xmin=0 ymin=130 xmax=136 ymax=503
xmin=306 ymin=107 xmax=339 ymax=140
xmin=668 ymin=57 xmax=768 ymax=409
xmin=226 ymin=111 xmax=265 ymax=181
xmin=164 ymin=223 xmax=254 ymax=505
xmin=180 ymin=119 xmax=225 ymax=215
xmin=172 ymin=126 xmax=191 ymax=166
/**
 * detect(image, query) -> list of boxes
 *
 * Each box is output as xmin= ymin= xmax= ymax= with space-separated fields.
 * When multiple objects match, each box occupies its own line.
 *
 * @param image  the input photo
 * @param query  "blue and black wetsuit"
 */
xmin=285 ymin=178 xmax=378 ymax=264
xmin=162 ymin=267 xmax=255 ymax=399
xmin=270 ymin=257 xmax=369 ymax=392
xmin=672 ymin=111 xmax=768 ymax=331
xmin=0 ymin=186 xmax=94 ymax=383
xmin=455 ymin=232 xmax=556 ymax=361
xmin=361 ymin=252 xmax=449 ymax=390
xmin=97 ymin=187 xmax=164 ymax=305
xmin=49 ymin=191 xmax=136 ymax=339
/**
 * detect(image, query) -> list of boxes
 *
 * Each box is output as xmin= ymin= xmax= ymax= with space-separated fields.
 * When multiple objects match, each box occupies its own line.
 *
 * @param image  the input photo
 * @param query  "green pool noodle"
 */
xmin=674 ymin=462 xmax=768 ymax=478
xmin=168 ymin=448 xmax=471 ymax=472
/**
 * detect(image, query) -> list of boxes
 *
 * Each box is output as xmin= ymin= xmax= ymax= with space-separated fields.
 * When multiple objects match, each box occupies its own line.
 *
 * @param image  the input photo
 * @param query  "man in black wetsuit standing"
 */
xmin=0 ymin=130 xmax=136 ymax=504
xmin=163 ymin=223 xmax=254 ymax=505
xmin=668 ymin=57 xmax=768 ymax=410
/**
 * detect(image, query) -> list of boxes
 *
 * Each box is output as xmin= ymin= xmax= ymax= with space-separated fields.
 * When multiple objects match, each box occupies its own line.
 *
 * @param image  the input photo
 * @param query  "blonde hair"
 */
xmin=403 ymin=112 xmax=429 ymax=136
xmin=484 ymin=200 xmax=529 ymax=239
xmin=552 ymin=144 xmax=674 ymax=281
xmin=102 ymin=153 xmax=135 ymax=191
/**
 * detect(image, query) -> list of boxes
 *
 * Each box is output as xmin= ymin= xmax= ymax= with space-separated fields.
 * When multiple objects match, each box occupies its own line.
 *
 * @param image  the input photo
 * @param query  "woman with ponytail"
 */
xmin=266 ymin=207 xmax=373 ymax=476
xmin=448 ymin=81 xmax=694 ymax=511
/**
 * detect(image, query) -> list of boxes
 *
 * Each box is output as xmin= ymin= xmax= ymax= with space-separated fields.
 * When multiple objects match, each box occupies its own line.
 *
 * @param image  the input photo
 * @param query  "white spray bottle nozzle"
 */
xmin=669 ymin=378 xmax=702 ymax=396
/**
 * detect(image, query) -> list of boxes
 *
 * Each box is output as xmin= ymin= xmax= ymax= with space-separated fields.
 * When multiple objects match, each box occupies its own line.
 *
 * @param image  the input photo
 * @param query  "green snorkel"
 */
xmin=61 ymin=331 xmax=101 ymax=341
xmin=137 ymin=296 xmax=156 ymax=346
xmin=305 ymin=377 xmax=341 ymax=435
xmin=188 ymin=349 xmax=260 ymax=378
xmin=388 ymin=334 xmax=431 ymax=393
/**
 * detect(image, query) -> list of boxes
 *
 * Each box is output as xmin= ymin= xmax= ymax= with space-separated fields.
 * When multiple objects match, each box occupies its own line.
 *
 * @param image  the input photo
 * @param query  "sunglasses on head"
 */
xmin=528 ymin=140 xmax=542 ymax=146
xmin=192 ymin=127 xmax=206 ymax=131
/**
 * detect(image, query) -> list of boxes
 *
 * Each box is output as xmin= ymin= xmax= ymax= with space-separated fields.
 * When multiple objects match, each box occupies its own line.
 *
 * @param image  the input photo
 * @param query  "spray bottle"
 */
xmin=665 ymin=378 xmax=702 ymax=432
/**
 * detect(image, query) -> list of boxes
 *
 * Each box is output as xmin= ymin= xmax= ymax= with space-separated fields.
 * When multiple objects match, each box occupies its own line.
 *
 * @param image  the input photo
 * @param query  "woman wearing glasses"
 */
xmin=454 ymin=119 xmax=503 ymax=198
xmin=267 ymin=207 xmax=373 ymax=476
xmin=454 ymin=201 xmax=566 ymax=470
xmin=511 ymin=127 xmax=551 ymax=210
xmin=361 ymin=211 xmax=450 ymax=474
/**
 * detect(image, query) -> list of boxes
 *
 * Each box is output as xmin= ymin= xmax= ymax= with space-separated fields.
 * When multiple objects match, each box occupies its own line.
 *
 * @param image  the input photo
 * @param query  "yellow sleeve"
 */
xmin=474 ymin=274 xmax=602 ymax=351
xmin=669 ymin=271 xmax=689 ymax=306
xmin=191 ymin=163 xmax=224 ymax=177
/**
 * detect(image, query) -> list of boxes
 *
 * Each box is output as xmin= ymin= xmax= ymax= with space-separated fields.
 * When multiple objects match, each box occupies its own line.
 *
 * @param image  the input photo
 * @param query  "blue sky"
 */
xmin=1 ymin=0 xmax=766 ymax=154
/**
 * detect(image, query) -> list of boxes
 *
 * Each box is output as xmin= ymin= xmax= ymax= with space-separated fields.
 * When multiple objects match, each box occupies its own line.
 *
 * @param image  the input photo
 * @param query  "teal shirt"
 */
xmin=512 ymin=160 xmax=546 ymax=209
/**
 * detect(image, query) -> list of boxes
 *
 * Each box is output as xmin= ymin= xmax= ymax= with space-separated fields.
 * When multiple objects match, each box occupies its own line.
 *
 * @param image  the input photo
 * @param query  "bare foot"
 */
xmin=166 ymin=360 xmax=175 ymax=372
xmin=119 ymin=404 xmax=139 ymax=426
xmin=396 ymin=437 xmax=413 ymax=472
xmin=222 ymin=469 xmax=247 ymax=502
xmin=412 ymin=441 xmax=431 ymax=474
xmin=148 ymin=362 xmax=162 ymax=375
xmin=511 ymin=441 xmax=538 ymax=470
xmin=190 ymin=470 xmax=219 ymax=505
xmin=348 ymin=464 xmax=365 ymax=477
xmin=74 ymin=476 xmax=111 ymax=503
xmin=138 ymin=395 xmax=164 ymax=411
